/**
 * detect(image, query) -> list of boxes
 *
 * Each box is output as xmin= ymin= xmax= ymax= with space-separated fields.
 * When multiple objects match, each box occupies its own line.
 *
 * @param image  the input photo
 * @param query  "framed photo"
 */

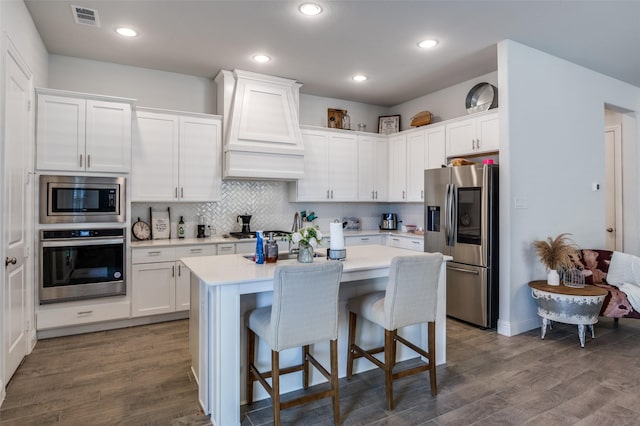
xmin=378 ymin=115 xmax=400 ymax=135
xmin=327 ymin=108 xmax=345 ymax=129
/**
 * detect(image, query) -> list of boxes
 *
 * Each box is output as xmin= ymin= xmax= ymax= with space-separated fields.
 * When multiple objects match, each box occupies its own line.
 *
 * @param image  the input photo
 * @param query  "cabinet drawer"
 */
xmin=217 ymin=243 xmax=236 ymax=255
xmin=175 ymin=245 xmax=216 ymax=258
xmin=345 ymin=235 xmax=383 ymax=246
xmin=235 ymin=241 xmax=256 ymax=254
xmin=132 ymin=247 xmax=175 ymax=263
xmin=37 ymin=298 xmax=130 ymax=330
xmin=387 ymin=236 xmax=424 ymax=252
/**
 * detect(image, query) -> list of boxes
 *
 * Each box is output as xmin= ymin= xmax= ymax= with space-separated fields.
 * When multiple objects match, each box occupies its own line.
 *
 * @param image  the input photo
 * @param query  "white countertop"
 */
xmin=181 ymin=244 xmax=446 ymax=286
xmin=131 ymin=230 xmax=423 ymax=248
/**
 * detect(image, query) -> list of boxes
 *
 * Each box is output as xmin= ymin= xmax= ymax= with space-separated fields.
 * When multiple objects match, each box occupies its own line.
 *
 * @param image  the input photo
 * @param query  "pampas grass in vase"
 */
xmin=532 ymin=233 xmax=578 ymax=285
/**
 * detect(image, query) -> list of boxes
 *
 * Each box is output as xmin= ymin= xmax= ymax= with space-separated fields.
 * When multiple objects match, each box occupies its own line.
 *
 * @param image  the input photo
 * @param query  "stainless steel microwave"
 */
xmin=39 ymin=175 xmax=125 ymax=224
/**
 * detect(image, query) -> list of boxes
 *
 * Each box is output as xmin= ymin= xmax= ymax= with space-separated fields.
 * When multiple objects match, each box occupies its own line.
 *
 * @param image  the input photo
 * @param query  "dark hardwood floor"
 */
xmin=2 ymin=317 xmax=640 ymax=425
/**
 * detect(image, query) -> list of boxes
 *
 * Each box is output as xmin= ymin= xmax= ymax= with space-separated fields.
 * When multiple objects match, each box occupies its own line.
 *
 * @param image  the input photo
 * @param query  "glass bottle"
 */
xmin=178 ymin=216 xmax=185 ymax=239
xmin=342 ymin=110 xmax=351 ymax=130
xmin=265 ymin=233 xmax=279 ymax=263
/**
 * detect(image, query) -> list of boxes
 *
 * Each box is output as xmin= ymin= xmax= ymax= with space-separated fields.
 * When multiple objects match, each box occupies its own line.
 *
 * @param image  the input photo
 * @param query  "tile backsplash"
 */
xmin=132 ymin=180 xmax=423 ymax=239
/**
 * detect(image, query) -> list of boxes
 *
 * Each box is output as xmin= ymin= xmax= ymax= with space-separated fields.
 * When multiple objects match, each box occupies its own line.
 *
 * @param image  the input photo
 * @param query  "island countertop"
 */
xmin=181 ymin=244 xmax=447 ymax=286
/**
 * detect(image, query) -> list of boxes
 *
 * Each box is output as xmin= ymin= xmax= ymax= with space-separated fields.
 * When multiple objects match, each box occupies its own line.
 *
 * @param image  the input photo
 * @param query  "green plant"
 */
xmin=290 ymin=226 xmax=323 ymax=248
xmin=532 ymin=233 xmax=578 ymax=270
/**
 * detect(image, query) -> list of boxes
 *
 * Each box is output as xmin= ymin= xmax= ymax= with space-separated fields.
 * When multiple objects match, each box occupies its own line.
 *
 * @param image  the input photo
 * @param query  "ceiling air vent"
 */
xmin=71 ymin=5 xmax=101 ymax=27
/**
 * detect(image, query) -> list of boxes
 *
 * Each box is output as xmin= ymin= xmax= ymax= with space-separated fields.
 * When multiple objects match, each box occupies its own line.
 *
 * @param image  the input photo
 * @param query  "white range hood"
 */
xmin=215 ymin=69 xmax=304 ymax=180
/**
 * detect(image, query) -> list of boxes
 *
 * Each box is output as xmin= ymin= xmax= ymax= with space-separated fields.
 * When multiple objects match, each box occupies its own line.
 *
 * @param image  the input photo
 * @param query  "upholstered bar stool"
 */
xmin=346 ymin=253 xmax=443 ymax=410
xmin=246 ymin=261 xmax=344 ymax=426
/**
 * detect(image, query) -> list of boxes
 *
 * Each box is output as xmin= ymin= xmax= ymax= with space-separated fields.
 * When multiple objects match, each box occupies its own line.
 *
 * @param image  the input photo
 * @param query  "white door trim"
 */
xmin=605 ymin=124 xmax=623 ymax=251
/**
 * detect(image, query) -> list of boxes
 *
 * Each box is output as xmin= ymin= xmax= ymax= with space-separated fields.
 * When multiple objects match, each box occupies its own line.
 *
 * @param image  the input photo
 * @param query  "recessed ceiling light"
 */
xmin=252 ymin=54 xmax=271 ymax=63
xmin=418 ymin=39 xmax=439 ymax=49
xmin=116 ymin=27 xmax=137 ymax=37
xmin=352 ymin=74 xmax=367 ymax=82
xmin=299 ymin=3 xmax=323 ymax=16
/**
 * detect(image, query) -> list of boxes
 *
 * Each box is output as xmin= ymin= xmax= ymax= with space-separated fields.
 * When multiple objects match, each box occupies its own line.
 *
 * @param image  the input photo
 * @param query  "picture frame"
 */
xmin=378 ymin=115 xmax=401 ymax=135
xmin=150 ymin=207 xmax=171 ymax=240
xmin=327 ymin=108 xmax=346 ymax=129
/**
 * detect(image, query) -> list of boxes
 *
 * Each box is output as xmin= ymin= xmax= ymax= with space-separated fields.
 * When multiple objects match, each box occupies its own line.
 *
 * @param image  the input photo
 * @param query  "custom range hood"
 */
xmin=215 ymin=69 xmax=304 ymax=180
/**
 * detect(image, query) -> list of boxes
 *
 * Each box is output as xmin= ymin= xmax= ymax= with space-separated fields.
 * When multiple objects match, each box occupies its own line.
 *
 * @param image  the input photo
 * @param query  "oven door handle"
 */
xmin=41 ymin=238 xmax=124 ymax=247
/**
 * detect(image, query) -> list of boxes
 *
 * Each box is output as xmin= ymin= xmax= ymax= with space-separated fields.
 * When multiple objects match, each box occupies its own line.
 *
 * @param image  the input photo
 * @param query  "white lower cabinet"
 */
xmin=386 ymin=236 xmax=424 ymax=252
xmin=131 ymin=245 xmax=216 ymax=317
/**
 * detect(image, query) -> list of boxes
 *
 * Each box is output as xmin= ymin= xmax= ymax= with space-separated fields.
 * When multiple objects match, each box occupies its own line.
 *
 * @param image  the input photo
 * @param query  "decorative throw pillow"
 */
xmin=606 ymin=251 xmax=637 ymax=286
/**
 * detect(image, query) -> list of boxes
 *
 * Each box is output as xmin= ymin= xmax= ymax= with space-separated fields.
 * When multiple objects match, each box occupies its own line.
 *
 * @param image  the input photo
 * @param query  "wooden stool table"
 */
xmin=528 ymin=280 xmax=607 ymax=347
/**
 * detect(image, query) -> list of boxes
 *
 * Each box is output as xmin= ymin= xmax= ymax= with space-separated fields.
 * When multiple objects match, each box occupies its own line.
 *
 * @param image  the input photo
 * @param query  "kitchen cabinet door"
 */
xmin=476 ymin=113 xmax=499 ymax=153
xmin=295 ymin=130 xmax=330 ymax=201
xmin=175 ymin=261 xmax=191 ymax=311
xmin=85 ymin=100 xmax=132 ymax=172
xmin=36 ymin=94 xmax=86 ymax=172
xmin=388 ymin=134 xmax=407 ymax=202
xmin=178 ymin=115 xmax=222 ymax=201
xmin=327 ymin=133 xmax=358 ymax=201
xmin=407 ymin=130 xmax=426 ymax=202
xmin=36 ymin=91 xmax=132 ymax=173
xmin=358 ymin=134 xmax=388 ymax=201
xmin=131 ymin=262 xmax=176 ymax=317
xmin=132 ymin=110 xmax=179 ymax=201
xmin=426 ymin=125 xmax=446 ymax=169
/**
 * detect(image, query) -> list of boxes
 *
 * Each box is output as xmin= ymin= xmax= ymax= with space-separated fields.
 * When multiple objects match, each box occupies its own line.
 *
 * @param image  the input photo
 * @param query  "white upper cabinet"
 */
xmin=388 ymin=124 xmax=445 ymax=202
xmin=132 ymin=108 xmax=222 ymax=202
xmin=388 ymin=133 xmax=408 ymax=202
xmin=446 ymin=110 xmax=499 ymax=157
xmin=357 ymin=134 xmax=388 ymax=201
xmin=36 ymin=89 xmax=133 ymax=173
xmin=291 ymin=128 xmax=358 ymax=201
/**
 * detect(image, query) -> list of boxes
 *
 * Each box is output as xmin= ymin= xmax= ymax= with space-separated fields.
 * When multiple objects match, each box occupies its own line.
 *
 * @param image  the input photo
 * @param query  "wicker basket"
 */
xmin=410 ymin=111 xmax=432 ymax=127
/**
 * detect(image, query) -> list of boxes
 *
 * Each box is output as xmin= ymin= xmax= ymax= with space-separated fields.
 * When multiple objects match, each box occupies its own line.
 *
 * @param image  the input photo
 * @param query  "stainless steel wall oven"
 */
xmin=39 ymin=228 xmax=126 ymax=304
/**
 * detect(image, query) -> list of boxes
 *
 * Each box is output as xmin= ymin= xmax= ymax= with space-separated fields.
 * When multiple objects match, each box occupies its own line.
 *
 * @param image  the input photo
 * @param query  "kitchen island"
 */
xmin=182 ymin=244 xmax=449 ymax=426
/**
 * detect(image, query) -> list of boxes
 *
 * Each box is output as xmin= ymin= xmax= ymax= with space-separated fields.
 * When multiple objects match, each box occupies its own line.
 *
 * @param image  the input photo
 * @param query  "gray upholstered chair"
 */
xmin=346 ymin=253 xmax=443 ymax=410
xmin=245 ymin=261 xmax=344 ymax=426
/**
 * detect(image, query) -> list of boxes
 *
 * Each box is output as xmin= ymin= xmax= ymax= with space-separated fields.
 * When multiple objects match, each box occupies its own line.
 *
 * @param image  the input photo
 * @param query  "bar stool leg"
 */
xmin=384 ymin=329 xmax=396 ymax=410
xmin=428 ymin=321 xmax=437 ymax=396
xmin=346 ymin=311 xmax=357 ymax=379
xmin=330 ymin=339 xmax=340 ymax=425
xmin=246 ymin=328 xmax=256 ymax=404
xmin=271 ymin=350 xmax=281 ymax=426
xmin=303 ymin=344 xmax=310 ymax=389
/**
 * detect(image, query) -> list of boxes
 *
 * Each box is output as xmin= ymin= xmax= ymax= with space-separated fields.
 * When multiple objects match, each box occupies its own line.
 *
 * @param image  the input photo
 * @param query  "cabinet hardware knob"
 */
xmin=181 ymin=187 xmax=184 ymax=198
xmin=77 ymin=311 xmax=93 ymax=315
xmin=331 ymin=189 xmax=333 ymax=199
xmin=372 ymin=191 xmax=375 ymax=200
xmin=172 ymin=265 xmax=175 ymax=277
xmin=5 ymin=257 xmax=17 ymax=266
xmin=375 ymin=190 xmax=378 ymax=199
xmin=326 ymin=189 xmax=330 ymax=199
xmin=87 ymin=154 xmax=91 ymax=168
xmin=79 ymin=154 xmax=83 ymax=168
xmin=606 ymin=227 xmax=614 ymax=233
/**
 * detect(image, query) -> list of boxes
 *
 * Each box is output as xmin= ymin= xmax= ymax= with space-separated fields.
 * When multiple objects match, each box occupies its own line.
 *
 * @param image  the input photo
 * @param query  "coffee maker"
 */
xmin=237 ymin=214 xmax=252 ymax=233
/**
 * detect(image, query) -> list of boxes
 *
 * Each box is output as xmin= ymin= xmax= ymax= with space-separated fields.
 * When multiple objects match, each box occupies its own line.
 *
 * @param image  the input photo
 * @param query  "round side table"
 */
xmin=528 ymin=280 xmax=607 ymax=347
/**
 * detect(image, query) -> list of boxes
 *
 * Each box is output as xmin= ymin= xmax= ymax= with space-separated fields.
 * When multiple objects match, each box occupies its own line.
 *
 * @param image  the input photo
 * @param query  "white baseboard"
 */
xmin=497 ymin=316 xmax=540 ymax=336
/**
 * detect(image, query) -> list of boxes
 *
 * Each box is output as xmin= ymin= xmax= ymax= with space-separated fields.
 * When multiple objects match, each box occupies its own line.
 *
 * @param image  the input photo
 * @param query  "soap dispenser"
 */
xmin=265 ymin=232 xmax=279 ymax=263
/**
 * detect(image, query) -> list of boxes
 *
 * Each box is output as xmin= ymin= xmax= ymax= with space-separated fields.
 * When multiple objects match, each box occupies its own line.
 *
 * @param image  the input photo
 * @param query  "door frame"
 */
xmin=1 ymin=34 xmax=36 ymax=402
xmin=605 ymin=124 xmax=623 ymax=251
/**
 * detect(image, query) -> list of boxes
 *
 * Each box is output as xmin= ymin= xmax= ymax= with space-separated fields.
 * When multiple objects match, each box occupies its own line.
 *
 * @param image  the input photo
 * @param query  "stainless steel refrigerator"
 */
xmin=424 ymin=164 xmax=499 ymax=328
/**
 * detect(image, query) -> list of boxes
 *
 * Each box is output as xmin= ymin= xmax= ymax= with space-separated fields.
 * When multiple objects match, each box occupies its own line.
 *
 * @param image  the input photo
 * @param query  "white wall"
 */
xmin=391 ymin=71 xmax=498 ymax=130
xmin=48 ymin=55 xmax=216 ymax=113
xmin=299 ymin=93 xmax=390 ymax=132
xmin=497 ymin=40 xmax=640 ymax=336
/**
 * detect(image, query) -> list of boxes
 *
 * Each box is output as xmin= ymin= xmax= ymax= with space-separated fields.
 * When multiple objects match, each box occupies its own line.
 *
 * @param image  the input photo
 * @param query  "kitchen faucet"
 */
xmin=290 ymin=211 xmax=303 ymax=254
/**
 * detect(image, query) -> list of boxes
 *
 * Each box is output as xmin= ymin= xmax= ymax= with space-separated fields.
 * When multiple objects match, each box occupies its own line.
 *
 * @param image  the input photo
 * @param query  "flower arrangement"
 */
xmin=532 ymin=233 xmax=578 ymax=271
xmin=290 ymin=226 xmax=323 ymax=248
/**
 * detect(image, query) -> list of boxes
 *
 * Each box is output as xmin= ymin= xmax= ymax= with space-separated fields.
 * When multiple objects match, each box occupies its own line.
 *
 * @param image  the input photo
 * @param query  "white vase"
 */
xmin=547 ymin=269 xmax=560 ymax=286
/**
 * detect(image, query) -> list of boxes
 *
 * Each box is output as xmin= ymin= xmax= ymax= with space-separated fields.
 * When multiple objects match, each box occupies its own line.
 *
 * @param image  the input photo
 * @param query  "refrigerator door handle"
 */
xmin=444 ymin=184 xmax=451 ymax=245
xmin=448 ymin=266 xmax=480 ymax=275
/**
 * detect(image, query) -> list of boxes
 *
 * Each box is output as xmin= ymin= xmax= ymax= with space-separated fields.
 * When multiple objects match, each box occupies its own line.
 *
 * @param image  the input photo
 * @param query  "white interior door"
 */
xmin=604 ymin=125 xmax=623 ymax=251
xmin=3 ymin=41 xmax=32 ymax=383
